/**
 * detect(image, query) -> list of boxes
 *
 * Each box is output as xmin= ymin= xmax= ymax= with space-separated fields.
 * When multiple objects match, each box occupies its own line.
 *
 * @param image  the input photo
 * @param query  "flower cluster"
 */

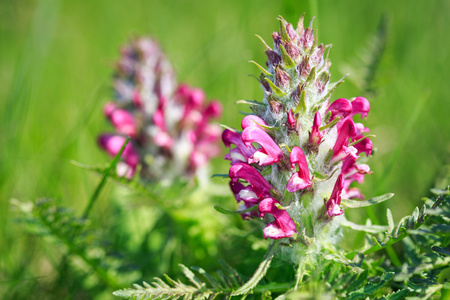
xmin=223 ymin=16 xmax=373 ymax=243
xmin=98 ymin=38 xmax=222 ymax=180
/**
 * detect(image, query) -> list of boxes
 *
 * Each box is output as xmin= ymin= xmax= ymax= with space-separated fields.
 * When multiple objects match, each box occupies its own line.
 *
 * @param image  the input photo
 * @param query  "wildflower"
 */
xmin=99 ymin=38 xmax=222 ymax=180
xmin=222 ymin=15 xmax=375 ymax=248
xmin=259 ymin=198 xmax=298 ymax=239
xmin=287 ymin=147 xmax=312 ymax=192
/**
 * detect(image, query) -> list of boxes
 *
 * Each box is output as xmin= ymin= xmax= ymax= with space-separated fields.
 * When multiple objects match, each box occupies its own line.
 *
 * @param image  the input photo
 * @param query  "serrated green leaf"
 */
xmin=180 ymin=264 xmax=203 ymax=289
xmin=384 ymin=288 xmax=412 ymax=300
xmin=219 ymin=260 xmax=242 ymax=287
xmin=347 ymin=272 xmax=394 ymax=300
xmin=345 ymin=270 xmax=369 ymax=293
xmin=231 ymin=240 xmax=280 ymax=296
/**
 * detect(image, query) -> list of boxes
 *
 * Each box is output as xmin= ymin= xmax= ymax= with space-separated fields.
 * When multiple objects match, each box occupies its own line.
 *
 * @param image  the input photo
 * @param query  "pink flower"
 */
xmin=326 ymin=174 xmax=344 ymax=218
xmin=229 ymin=163 xmax=273 ymax=199
xmin=230 ymin=181 xmax=259 ymax=205
xmin=259 ymin=198 xmax=298 ymax=239
xmin=97 ymin=134 xmax=139 ymax=179
xmin=152 ymin=97 xmax=174 ymax=149
xmin=104 ymin=103 xmax=138 ymax=137
xmin=287 ymin=110 xmax=296 ymax=128
xmin=341 ymin=156 xmax=372 ymax=199
xmin=309 ymin=111 xmax=323 ymax=146
xmin=241 ymin=115 xmax=268 ymax=129
xmin=100 ymin=38 xmax=222 ymax=180
xmin=222 ymin=129 xmax=256 ymax=165
xmin=330 ymin=119 xmax=359 ymax=164
xmin=176 ymin=84 xmax=206 ymax=126
xmin=230 ymin=181 xmax=260 ymax=219
xmin=326 ymin=98 xmax=353 ymax=122
xmin=350 ymin=97 xmax=370 ymax=119
xmin=353 ymin=123 xmax=373 ymax=156
xmin=189 ymin=124 xmax=222 ymax=169
xmin=287 ymin=147 xmax=312 ymax=192
xmin=242 ymin=126 xmax=284 ymax=166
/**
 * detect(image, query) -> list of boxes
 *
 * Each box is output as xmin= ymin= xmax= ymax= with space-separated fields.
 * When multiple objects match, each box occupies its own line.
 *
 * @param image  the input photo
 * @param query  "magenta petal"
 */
xmin=98 ymin=134 xmax=139 ymax=177
xmin=326 ymin=98 xmax=352 ymax=122
xmin=354 ymin=137 xmax=373 ymax=156
xmin=204 ymin=100 xmax=222 ymax=119
xmin=287 ymin=110 xmax=296 ymax=128
xmin=259 ymin=198 xmax=297 ymax=239
xmin=241 ymin=115 xmax=268 ymax=129
xmin=351 ymin=97 xmax=370 ymax=119
xmin=229 ymin=181 xmax=259 ymax=204
xmin=222 ymin=129 xmax=256 ymax=163
xmin=287 ymin=173 xmax=312 ymax=192
xmin=309 ymin=111 xmax=323 ymax=146
xmin=229 ymin=163 xmax=272 ymax=199
xmin=153 ymin=107 xmax=167 ymax=131
xmin=287 ymin=147 xmax=312 ymax=192
xmin=242 ymin=126 xmax=284 ymax=165
xmin=249 ymin=149 xmax=280 ymax=165
xmin=331 ymin=119 xmax=358 ymax=163
xmin=326 ymin=174 xmax=344 ymax=218
xmin=110 ymin=108 xmax=137 ymax=137
xmin=104 ymin=102 xmax=117 ymax=118
xmin=222 ymin=129 xmax=243 ymax=148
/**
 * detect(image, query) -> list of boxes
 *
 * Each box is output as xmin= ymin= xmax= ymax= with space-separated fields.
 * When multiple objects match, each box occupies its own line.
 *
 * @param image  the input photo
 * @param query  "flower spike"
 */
xmin=99 ymin=38 xmax=222 ymax=180
xmin=222 ymin=15 xmax=378 ymax=246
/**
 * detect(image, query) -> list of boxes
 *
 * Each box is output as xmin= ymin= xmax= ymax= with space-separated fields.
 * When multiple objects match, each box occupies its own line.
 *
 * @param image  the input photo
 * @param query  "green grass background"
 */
xmin=1 ymin=0 xmax=449 ymax=298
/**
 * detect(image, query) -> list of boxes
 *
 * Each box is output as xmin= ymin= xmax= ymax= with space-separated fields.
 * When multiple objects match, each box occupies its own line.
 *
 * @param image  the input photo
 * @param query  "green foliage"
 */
xmin=13 ymin=198 xmax=123 ymax=290
xmin=231 ymin=240 xmax=280 ymax=296
xmin=113 ymin=263 xmax=244 ymax=300
xmin=71 ymin=160 xmax=195 ymax=210
xmin=115 ymin=188 xmax=450 ymax=299
xmin=362 ymin=188 xmax=450 ymax=255
xmin=341 ymin=14 xmax=389 ymax=95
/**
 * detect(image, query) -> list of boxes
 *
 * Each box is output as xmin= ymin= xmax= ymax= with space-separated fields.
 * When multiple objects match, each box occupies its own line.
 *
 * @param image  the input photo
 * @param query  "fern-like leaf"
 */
xmin=113 ymin=263 xmax=244 ymax=300
xmin=13 ymin=198 xmax=122 ymax=289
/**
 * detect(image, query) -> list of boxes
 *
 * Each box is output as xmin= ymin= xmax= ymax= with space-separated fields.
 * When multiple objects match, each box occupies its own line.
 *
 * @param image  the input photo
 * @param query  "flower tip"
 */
xmin=205 ymin=101 xmax=223 ymax=119
xmin=327 ymin=204 xmax=344 ymax=218
xmin=104 ymin=102 xmax=117 ymax=118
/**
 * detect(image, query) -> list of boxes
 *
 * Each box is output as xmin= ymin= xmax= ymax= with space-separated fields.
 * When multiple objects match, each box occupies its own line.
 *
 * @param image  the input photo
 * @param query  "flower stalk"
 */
xmin=98 ymin=38 xmax=222 ymax=182
xmin=223 ymin=15 xmax=376 ymax=262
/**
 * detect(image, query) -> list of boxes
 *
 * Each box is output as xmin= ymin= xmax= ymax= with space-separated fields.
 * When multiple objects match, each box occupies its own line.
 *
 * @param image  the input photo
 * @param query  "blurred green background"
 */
xmin=1 ymin=0 xmax=449 ymax=298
